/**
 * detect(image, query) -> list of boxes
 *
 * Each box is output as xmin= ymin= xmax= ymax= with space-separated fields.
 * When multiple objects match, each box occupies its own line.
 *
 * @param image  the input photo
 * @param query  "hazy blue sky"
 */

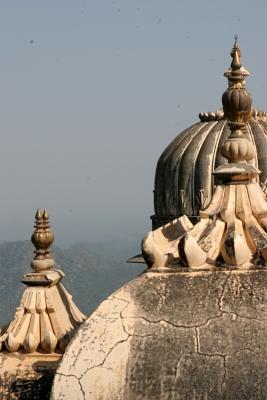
xmin=1 ymin=0 xmax=267 ymax=245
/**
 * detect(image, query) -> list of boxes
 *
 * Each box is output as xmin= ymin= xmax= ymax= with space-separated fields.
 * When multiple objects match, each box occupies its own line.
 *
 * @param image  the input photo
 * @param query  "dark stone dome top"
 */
xmin=151 ymin=110 xmax=267 ymax=229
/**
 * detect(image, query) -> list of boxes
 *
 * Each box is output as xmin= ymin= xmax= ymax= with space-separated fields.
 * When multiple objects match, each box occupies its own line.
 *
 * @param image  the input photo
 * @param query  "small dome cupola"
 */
xmin=0 ymin=210 xmax=85 ymax=353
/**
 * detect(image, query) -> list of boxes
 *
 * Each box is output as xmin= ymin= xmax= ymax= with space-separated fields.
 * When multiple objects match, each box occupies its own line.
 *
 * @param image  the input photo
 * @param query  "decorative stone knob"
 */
xmin=31 ymin=209 xmax=55 ymax=271
xmin=219 ymin=37 xmax=255 ymax=168
xmin=222 ymin=88 xmax=252 ymax=121
xmin=221 ymin=125 xmax=255 ymax=163
xmin=31 ymin=209 xmax=45 ymax=257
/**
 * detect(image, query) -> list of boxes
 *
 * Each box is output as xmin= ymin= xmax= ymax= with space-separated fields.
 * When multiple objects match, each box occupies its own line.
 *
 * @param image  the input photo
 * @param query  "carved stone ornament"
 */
xmin=143 ymin=183 xmax=267 ymax=271
xmin=143 ymin=38 xmax=267 ymax=272
xmin=0 ymin=210 xmax=86 ymax=353
xmin=199 ymin=107 xmax=267 ymax=122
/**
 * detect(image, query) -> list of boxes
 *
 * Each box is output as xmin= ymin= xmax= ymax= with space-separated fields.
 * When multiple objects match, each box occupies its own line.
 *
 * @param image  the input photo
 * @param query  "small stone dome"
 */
xmin=51 ymin=270 xmax=267 ymax=400
xmin=152 ymin=111 xmax=267 ymax=229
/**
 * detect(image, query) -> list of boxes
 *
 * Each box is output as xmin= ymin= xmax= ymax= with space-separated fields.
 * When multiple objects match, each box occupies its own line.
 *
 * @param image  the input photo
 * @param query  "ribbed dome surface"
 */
xmin=152 ymin=114 xmax=267 ymax=229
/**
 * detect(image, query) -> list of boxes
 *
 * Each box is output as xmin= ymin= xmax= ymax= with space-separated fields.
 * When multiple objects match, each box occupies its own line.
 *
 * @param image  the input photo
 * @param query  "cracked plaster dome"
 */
xmin=151 ymin=110 xmax=267 ymax=229
xmin=51 ymin=271 xmax=267 ymax=400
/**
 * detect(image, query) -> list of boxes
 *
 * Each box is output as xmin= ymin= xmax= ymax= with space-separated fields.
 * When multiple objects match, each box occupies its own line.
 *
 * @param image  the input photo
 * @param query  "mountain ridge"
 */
xmin=0 ymin=240 xmax=145 ymax=326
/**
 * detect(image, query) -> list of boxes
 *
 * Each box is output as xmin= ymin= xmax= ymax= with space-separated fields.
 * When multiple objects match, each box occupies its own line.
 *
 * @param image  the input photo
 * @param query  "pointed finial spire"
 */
xmin=31 ymin=209 xmax=55 ymax=271
xmin=224 ymin=34 xmax=250 ymax=89
xmin=222 ymin=36 xmax=252 ymax=122
xmin=214 ymin=37 xmax=258 ymax=182
xmin=35 ymin=208 xmax=42 ymax=220
xmin=231 ymin=34 xmax=241 ymax=69
xmin=234 ymin=33 xmax=238 ymax=44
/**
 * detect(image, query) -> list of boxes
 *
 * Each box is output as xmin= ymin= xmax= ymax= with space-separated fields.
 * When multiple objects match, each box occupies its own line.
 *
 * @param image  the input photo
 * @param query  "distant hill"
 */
xmin=0 ymin=240 xmax=145 ymax=326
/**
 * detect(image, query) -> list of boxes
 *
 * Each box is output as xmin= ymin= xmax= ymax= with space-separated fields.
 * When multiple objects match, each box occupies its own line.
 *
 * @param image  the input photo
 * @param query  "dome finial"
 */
xmin=231 ymin=34 xmax=241 ymax=71
xmin=217 ymin=38 xmax=256 ymax=179
xmin=224 ymin=35 xmax=249 ymax=89
xmin=234 ymin=33 xmax=238 ymax=45
xmin=31 ymin=209 xmax=55 ymax=271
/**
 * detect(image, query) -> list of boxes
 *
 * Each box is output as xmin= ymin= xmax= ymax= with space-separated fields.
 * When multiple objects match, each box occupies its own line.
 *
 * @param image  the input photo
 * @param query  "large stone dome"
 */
xmin=51 ymin=270 xmax=267 ymax=400
xmin=51 ymin=40 xmax=267 ymax=400
xmin=151 ymin=111 xmax=267 ymax=229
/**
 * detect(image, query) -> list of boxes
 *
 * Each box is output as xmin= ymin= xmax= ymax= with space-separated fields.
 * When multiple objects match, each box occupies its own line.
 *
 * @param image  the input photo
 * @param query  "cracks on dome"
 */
xmin=79 ymin=335 xmax=130 ymax=380
xmin=120 ymin=311 xmax=155 ymax=338
xmin=120 ymin=312 xmax=239 ymax=330
xmin=55 ymin=372 xmax=86 ymax=400
xmin=151 ymin=284 xmax=165 ymax=304
xmin=113 ymin=271 xmax=266 ymax=324
xmin=111 ymin=294 xmax=130 ymax=304
xmin=218 ymin=271 xmax=232 ymax=312
xmin=167 ymin=352 xmax=185 ymax=400
xmin=113 ymin=272 xmax=266 ymax=331
xmin=55 ymin=335 xmax=132 ymax=397
xmin=194 ymin=327 xmax=200 ymax=353
xmin=194 ymin=327 xmax=255 ymax=358
xmin=165 ymin=347 xmax=256 ymax=400
xmin=121 ymin=314 xmax=202 ymax=330
xmin=71 ymin=303 xmax=132 ymax=381
xmin=217 ymin=271 xmax=267 ymax=322
xmin=221 ymin=356 xmax=227 ymax=395
xmin=54 ymin=277 xmax=267 ymax=398
xmin=191 ymin=329 xmax=256 ymax=397
xmin=220 ymin=309 xmax=266 ymax=322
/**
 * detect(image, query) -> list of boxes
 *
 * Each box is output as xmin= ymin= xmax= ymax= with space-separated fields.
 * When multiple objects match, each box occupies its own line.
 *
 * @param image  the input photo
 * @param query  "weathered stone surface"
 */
xmin=51 ymin=270 xmax=267 ymax=399
xmin=0 ymin=352 xmax=60 ymax=399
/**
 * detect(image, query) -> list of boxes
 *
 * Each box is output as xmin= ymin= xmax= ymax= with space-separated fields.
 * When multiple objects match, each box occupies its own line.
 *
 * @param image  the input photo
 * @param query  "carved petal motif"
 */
xmin=143 ymin=182 xmax=267 ymax=270
xmin=221 ymin=219 xmax=251 ymax=266
xmin=142 ymin=216 xmax=193 ymax=269
xmin=182 ymin=235 xmax=207 ymax=268
xmin=0 ymin=275 xmax=86 ymax=353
